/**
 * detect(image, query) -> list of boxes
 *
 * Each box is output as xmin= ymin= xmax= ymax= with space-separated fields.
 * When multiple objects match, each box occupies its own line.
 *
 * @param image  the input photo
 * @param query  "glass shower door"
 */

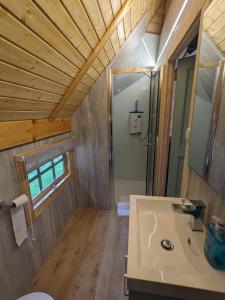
xmin=112 ymin=72 xmax=150 ymax=203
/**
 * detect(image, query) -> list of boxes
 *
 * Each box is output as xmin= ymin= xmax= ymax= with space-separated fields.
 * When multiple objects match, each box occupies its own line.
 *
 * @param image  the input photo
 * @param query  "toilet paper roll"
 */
xmin=10 ymin=194 xmax=29 ymax=246
xmin=10 ymin=194 xmax=28 ymax=208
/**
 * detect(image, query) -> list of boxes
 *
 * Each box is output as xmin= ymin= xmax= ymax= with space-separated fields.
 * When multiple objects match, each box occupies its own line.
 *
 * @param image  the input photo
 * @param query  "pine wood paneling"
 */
xmin=117 ymin=20 xmax=126 ymax=46
xmin=110 ymin=29 xmax=121 ymax=53
xmin=203 ymin=0 xmax=225 ymax=55
xmin=0 ymin=0 xmax=85 ymax=69
xmin=0 ymin=97 xmax=55 ymax=111
xmin=124 ymin=9 xmax=131 ymax=39
xmin=0 ymin=38 xmax=72 ymax=86
xmin=76 ymin=82 xmax=90 ymax=94
xmin=98 ymin=48 xmax=110 ymax=67
xmin=81 ymin=0 xmax=106 ymax=39
xmin=98 ymin=0 xmax=114 ymax=28
xmin=92 ymin=58 xmax=105 ymax=74
xmin=130 ymin=0 xmax=138 ymax=30
xmin=71 ymin=90 xmax=86 ymax=99
xmin=104 ymin=39 xmax=115 ymax=61
xmin=0 ymin=6 xmax=78 ymax=77
xmin=0 ymin=62 xmax=66 ymax=95
xmin=0 ymin=0 xmax=159 ymax=120
xmin=34 ymin=0 xmax=92 ymax=59
xmin=111 ymin=0 xmax=122 ymax=17
xmin=33 ymin=118 xmax=72 ymax=140
xmin=87 ymin=67 xmax=100 ymax=81
xmin=61 ymin=0 xmax=99 ymax=49
xmin=0 ymin=81 xmax=60 ymax=103
xmin=81 ymin=75 xmax=96 ymax=87
xmin=0 ymin=110 xmax=50 ymax=121
xmin=49 ymin=0 xmax=135 ymax=119
xmin=0 ymin=118 xmax=71 ymax=150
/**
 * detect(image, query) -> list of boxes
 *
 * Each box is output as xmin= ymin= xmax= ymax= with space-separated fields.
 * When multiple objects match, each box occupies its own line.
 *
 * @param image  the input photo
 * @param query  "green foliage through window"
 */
xmin=28 ymin=155 xmax=65 ymax=200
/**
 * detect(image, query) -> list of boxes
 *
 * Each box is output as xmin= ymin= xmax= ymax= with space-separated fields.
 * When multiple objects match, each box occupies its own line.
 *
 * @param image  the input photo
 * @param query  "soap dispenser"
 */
xmin=204 ymin=216 xmax=225 ymax=270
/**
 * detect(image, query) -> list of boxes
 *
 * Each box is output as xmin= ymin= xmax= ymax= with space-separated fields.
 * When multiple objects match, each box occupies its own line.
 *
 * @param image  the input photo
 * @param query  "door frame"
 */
xmin=153 ymin=13 xmax=203 ymax=197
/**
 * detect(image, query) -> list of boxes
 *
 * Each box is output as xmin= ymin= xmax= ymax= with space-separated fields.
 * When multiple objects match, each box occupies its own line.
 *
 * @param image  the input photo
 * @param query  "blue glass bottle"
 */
xmin=204 ymin=219 xmax=225 ymax=270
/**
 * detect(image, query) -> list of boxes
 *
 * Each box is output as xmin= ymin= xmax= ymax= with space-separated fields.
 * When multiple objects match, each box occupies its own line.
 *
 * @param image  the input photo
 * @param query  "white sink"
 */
xmin=127 ymin=196 xmax=225 ymax=299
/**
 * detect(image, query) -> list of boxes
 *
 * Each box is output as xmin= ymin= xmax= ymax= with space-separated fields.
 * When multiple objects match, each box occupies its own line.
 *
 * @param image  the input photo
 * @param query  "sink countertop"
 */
xmin=127 ymin=195 xmax=225 ymax=300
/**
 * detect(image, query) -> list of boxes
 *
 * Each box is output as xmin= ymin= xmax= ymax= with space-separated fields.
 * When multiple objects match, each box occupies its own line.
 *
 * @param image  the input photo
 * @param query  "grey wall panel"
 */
xmin=72 ymin=70 xmax=112 ymax=210
xmin=0 ymin=133 xmax=77 ymax=300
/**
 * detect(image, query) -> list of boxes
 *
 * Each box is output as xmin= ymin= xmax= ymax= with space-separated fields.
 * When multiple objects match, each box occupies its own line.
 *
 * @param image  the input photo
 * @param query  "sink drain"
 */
xmin=161 ymin=239 xmax=174 ymax=251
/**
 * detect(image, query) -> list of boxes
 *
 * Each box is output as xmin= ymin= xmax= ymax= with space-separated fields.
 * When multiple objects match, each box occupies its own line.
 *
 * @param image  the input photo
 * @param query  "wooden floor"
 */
xmin=30 ymin=208 xmax=129 ymax=300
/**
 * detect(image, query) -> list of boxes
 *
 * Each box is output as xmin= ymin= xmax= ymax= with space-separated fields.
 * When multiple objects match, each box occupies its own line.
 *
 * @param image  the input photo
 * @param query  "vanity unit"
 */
xmin=126 ymin=196 xmax=225 ymax=300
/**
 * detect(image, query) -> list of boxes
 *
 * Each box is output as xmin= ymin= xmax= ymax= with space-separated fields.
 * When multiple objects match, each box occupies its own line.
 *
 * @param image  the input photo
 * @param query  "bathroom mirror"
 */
xmin=188 ymin=10 xmax=225 ymax=197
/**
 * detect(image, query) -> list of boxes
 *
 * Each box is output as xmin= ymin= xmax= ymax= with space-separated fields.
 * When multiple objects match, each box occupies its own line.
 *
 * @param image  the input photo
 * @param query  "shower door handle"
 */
xmin=145 ymin=142 xmax=152 ymax=147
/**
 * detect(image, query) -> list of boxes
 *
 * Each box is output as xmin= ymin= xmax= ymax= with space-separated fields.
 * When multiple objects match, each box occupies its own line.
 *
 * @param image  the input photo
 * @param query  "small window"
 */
xmin=28 ymin=155 xmax=66 ymax=200
xmin=15 ymin=138 xmax=74 ymax=221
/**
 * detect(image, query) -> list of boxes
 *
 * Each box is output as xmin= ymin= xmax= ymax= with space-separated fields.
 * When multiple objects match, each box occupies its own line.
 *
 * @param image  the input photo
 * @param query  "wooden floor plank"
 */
xmin=30 ymin=208 xmax=129 ymax=300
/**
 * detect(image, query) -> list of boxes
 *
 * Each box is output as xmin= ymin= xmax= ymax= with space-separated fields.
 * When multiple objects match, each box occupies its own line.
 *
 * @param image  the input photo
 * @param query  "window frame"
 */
xmin=15 ymin=151 xmax=74 ymax=222
xmin=28 ymin=154 xmax=67 ymax=203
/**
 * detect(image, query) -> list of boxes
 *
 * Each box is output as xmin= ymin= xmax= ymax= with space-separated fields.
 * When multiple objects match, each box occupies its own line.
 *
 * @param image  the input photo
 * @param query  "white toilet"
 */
xmin=17 ymin=292 xmax=54 ymax=300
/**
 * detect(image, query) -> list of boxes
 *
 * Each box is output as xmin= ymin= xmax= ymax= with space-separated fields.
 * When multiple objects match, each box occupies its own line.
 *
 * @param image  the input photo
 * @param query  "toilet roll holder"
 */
xmin=0 ymin=201 xmax=16 ymax=209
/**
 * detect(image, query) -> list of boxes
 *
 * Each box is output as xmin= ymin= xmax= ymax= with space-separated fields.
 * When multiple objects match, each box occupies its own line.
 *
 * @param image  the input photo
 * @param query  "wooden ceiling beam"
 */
xmin=112 ymin=67 xmax=154 ymax=74
xmin=49 ymin=0 xmax=134 ymax=120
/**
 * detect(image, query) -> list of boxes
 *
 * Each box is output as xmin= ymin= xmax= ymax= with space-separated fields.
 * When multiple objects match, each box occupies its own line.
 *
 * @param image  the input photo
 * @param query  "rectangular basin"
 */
xmin=127 ymin=196 xmax=225 ymax=299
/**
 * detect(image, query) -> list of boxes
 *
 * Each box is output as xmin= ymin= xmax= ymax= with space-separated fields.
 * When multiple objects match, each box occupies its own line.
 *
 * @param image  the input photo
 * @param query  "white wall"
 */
xmin=112 ymin=33 xmax=159 ymax=68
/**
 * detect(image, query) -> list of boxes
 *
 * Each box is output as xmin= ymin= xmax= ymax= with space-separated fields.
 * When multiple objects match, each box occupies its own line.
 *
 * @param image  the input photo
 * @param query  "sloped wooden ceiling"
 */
xmin=203 ymin=0 xmax=225 ymax=56
xmin=0 ymin=0 xmax=163 ymax=121
xmin=146 ymin=0 xmax=167 ymax=35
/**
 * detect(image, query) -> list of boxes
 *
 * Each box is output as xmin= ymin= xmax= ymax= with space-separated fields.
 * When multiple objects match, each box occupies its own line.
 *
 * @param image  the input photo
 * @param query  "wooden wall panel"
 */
xmin=81 ymin=0 xmax=106 ymax=39
xmin=110 ymin=30 xmax=121 ymax=53
xmin=0 ymin=0 xmax=156 ymax=121
xmin=203 ymin=0 xmax=225 ymax=55
xmin=0 ymin=97 xmax=55 ymax=111
xmin=104 ymin=39 xmax=115 ymax=61
xmin=0 ymin=62 xmax=66 ymax=95
xmin=61 ymin=0 xmax=99 ymax=49
xmin=0 ymin=118 xmax=71 ymax=150
xmin=111 ymin=0 xmax=122 ymax=16
xmin=98 ymin=0 xmax=114 ymax=28
xmin=0 ymin=81 xmax=60 ymax=103
xmin=0 ymin=7 xmax=78 ymax=77
xmin=0 ymin=0 xmax=85 ymax=69
xmin=71 ymin=70 xmax=112 ymax=210
xmin=0 ymin=133 xmax=79 ymax=300
xmin=0 ymin=38 xmax=72 ymax=86
xmin=34 ymin=0 xmax=92 ymax=59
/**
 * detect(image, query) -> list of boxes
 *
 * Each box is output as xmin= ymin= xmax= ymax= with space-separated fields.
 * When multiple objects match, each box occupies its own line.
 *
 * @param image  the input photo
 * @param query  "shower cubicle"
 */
xmin=112 ymin=70 xmax=160 ymax=203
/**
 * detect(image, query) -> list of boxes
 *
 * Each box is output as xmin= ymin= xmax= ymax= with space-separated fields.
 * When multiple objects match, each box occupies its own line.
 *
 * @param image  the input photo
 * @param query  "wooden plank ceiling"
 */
xmin=0 ymin=0 xmax=163 ymax=121
xmin=203 ymin=0 xmax=225 ymax=56
xmin=146 ymin=0 xmax=167 ymax=35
